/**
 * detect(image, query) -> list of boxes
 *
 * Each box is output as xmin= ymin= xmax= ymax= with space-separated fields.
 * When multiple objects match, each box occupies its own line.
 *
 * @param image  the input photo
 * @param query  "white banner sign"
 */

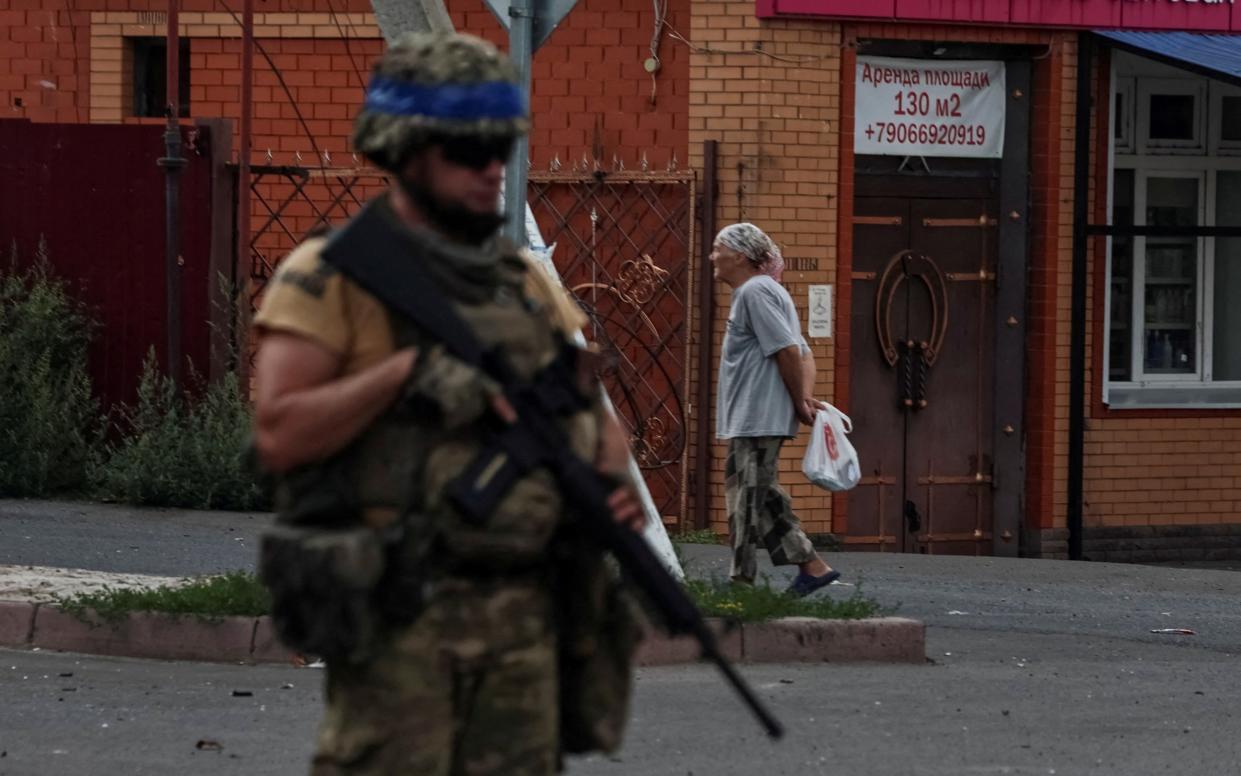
xmin=855 ymin=56 xmax=1006 ymax=159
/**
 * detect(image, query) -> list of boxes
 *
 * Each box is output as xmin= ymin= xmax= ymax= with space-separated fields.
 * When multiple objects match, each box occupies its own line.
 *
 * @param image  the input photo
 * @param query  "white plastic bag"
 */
xmin=802 ymin=405 xmax=861 ymax=491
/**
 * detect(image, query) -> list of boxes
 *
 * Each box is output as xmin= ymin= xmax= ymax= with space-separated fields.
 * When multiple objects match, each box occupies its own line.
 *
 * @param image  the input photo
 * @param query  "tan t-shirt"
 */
xmin=253 ymin=236 xmax=588 ymax=374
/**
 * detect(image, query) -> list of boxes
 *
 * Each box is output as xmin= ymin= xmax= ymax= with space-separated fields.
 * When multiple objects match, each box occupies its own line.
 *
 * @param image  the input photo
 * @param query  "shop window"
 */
xmin=1137 ymin=79 xmax=1206 ymax=154
xmin=1105 ymin=58 xmax=1241 ymax=408
xmin=1106 ymin=165 xmax=1241 ymax=405
xmin=1139 ymin=174 xmax=1200 ymax=376
xmin=130 ymin=37 xmax=190 ymax=118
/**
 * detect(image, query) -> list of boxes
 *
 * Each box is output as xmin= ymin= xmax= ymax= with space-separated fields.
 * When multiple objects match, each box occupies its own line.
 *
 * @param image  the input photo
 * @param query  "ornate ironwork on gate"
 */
xmin=244 ymin=164 xmax=389 ymax=308
xmin=528 ymin=170 xmax=696 ymax=524
xmin=239 ymin=164 xmax=696 ymax=526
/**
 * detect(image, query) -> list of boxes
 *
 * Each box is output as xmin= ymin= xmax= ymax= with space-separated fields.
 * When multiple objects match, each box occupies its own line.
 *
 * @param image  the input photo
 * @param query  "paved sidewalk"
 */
xmin=0 ymin=565 xmax=179 ymax=603
xmin=0 ymin=500 xmax=925 ymax=667
xmin=5 ymin=499 xmax=1241 ymax=655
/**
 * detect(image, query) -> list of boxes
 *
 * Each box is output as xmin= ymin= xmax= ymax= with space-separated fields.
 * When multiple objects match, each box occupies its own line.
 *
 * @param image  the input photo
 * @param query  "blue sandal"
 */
xmin=785 ymin=569 xmax=842 ymax=598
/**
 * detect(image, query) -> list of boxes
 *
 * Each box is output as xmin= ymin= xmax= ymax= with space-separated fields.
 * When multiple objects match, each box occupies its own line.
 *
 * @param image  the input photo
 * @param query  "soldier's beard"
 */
xmin=399 ymin=174 xmax=504 ymax=247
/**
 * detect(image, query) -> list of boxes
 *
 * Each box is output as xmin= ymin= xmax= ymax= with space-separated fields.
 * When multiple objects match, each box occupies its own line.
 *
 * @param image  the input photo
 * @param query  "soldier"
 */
xmin=251 ymin=32 xmax=643 ymax=775
xmin=710 ymin=222 xmax=842 ymax=596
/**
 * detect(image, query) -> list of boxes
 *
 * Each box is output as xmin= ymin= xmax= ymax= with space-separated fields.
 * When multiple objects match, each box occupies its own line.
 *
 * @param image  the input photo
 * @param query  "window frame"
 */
xmin=128 ymin=36 xmax=191 ymax=119
xmin=1114 ymin=76 xmax=1136 ymax=155
xmin=1208 ymin=82 xmax=1241 ymax=156
xmin=1129 ymin=168 xmax=1206 ymax=385
xmin=1103 ymin=59 xmax=1241 ymax=410
xmin=1136 ymin=77 xmax=1208 ymax=155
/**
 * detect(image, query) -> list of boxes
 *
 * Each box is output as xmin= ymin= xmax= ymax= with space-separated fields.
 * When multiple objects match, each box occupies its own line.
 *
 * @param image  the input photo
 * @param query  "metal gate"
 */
xmin=848 ymin=181 xmax=999 ymax=554
xmin=0 ymin=120 xmax=217 ymax=407
xmin=528 ymin=171 xmax=696 ymax=525
xmin=244 ymin=164 xmax=389 ymax=309
xmin=240 ymin=165 xmax=696 ymax=526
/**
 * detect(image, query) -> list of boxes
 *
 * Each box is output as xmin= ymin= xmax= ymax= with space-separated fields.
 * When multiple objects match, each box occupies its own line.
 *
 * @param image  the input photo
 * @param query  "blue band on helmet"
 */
xmin=363 ymin=77 xmax=526 ymax=121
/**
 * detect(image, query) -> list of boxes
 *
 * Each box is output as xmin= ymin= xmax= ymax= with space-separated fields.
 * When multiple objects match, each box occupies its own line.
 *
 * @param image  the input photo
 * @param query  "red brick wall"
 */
xmin=0 ymin=0 xmax=689 ymax=169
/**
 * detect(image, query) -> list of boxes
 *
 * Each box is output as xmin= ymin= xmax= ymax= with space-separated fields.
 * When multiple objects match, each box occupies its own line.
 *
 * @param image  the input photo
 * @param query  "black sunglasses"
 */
xmin=436 ymin=136 xmax=515 ymax=171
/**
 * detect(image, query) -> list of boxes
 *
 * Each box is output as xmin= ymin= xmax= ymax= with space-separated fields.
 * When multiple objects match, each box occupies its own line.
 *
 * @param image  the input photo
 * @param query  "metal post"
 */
xmin=993 ymin=59 xmax=1031 ymax=558
xmin=693 ymin=140 xmax=718 ymax=531
xmin=158 ymin=0 xmax=186 ymax=388
xmin=1068 ymin=33 xmax=1094 ymax=561
xmin=236 ymin=0 xmax=254 ymax=371
xmin=502 ymin=0 xmax=533 ymax=247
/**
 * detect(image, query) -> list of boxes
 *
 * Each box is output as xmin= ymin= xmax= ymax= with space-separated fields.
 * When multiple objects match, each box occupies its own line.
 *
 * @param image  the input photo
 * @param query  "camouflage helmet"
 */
xmin=352 ymin=32 xmax=529 ymax=172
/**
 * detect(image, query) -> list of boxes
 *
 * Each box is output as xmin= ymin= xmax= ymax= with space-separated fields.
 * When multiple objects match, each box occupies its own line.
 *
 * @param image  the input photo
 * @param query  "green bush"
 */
xmin=0 ymin=241 xmax=98 ymax=496
xmin=92 ymin=352 xmax=268 ymax=511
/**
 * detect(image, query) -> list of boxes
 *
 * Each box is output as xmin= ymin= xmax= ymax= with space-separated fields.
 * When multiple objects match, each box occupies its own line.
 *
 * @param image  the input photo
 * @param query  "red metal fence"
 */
xmin=0 ymin=119 xmax=219 ymax=408
xmin=240 ymin=165 xmax=696 ymax=526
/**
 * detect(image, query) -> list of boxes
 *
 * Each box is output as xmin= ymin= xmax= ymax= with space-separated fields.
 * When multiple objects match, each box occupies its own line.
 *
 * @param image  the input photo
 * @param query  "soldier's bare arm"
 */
xmin=253 ymin=332 xmax=417 ymax=473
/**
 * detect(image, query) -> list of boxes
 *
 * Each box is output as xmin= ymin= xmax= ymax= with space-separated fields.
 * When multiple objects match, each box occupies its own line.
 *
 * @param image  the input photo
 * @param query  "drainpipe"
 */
xmin=158 ymin=0 xmax=186 ymax=389
xmin=1068 ymin=32 xmax=1094 ymax=561
xmin=693 ymin=140 xmax=718 ymax=530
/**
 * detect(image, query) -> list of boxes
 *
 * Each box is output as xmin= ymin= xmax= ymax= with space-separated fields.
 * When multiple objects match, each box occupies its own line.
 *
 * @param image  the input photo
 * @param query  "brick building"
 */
xmin=3 ymin=0 xmax=1240 ymax=559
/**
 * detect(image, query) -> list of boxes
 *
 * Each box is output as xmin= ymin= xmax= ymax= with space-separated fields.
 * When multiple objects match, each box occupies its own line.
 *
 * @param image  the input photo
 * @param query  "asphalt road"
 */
xmin=1 ymin=626 xmax=1238 ymax=776
xmin=3 ymin=500 xmax=1241 ymax=774
xmin=0 ymin=500 xmax=268 ymax=576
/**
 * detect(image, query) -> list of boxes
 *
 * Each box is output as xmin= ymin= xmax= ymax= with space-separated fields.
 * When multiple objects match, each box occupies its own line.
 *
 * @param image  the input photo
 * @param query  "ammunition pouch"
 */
xmin=259 ymin=524 xmax=386 ymax=664
xmin=258 ymin=460 xmax=430 ymax=664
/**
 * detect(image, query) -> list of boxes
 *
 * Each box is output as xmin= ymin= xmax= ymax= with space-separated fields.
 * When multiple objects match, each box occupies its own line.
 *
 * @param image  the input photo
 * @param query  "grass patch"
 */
xmin=55 ymin=571 xmax=271 ymax=625
xmin=685 ymin=577 xmax=886 ymax=622
xmin=52 ymin=571 xmax=886 ymax=626
xmin=673 ymin=529 xmax=722 ymax=545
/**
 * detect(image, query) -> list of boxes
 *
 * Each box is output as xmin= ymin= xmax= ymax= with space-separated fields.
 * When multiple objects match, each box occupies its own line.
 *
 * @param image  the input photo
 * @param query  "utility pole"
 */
xmin=157 ymin=0 xmax=186 ymax=389
xmin=501 ymin=0 xmax=534 ymax=247
xmin=237 ymin=0 xmax=254 ymax=377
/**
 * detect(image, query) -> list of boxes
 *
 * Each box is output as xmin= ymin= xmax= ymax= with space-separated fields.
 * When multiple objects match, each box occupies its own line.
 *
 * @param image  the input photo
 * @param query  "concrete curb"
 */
xmin=0 ymin=601 xmax=925 ymax=666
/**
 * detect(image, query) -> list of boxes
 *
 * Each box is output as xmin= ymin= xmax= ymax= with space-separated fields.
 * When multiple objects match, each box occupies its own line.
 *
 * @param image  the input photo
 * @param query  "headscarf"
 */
xmin=715 ymin=222 xmax=784 ymax=282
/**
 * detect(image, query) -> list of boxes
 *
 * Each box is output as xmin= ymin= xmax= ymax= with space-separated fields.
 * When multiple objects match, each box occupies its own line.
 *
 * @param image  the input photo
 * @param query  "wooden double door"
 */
xmin=846 ymin=182 xmax=1001 ymax=554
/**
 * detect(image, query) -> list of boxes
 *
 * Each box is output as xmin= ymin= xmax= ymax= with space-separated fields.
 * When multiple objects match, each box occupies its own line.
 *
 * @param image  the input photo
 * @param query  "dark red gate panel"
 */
xmin=0 ymin=120 xmax=215 ymax=408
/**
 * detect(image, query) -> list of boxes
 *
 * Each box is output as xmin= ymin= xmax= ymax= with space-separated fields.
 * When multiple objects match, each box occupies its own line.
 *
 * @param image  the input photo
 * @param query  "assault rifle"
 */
xmin=323 ymin=199 xmax=784 ymax=740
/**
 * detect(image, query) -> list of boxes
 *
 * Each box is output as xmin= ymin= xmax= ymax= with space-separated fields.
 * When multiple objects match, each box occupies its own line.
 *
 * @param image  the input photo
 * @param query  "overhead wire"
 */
xmin=649 ymin=0 xmax=669 ymax=104
xmin=323 ymin=0 xmax=369 ymax=89
xmin=665 ymin=22 xmax=826 ymax=63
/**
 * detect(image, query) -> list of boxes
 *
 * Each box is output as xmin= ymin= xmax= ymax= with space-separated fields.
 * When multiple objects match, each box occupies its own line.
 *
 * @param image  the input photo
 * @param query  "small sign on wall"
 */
xmin=855 ymin=56 xmax=1006 ymax=159
xmin=808 ymin=284 xmax=832 ymax=338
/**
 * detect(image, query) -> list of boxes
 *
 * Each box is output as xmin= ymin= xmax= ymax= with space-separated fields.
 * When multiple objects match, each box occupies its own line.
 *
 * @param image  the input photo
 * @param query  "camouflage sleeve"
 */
xmin=403 ymin=344 xmax=501 ymax=429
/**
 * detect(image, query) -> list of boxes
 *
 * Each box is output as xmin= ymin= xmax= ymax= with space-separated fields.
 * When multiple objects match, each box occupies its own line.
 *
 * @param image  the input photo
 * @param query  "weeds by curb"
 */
xmin=685 ymin=577 xmax=887 ymax=622
xmin=52 ymin=570 xmax=885 ymax=627
xmin=54 ymin=571 xmax=271 ymax=627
